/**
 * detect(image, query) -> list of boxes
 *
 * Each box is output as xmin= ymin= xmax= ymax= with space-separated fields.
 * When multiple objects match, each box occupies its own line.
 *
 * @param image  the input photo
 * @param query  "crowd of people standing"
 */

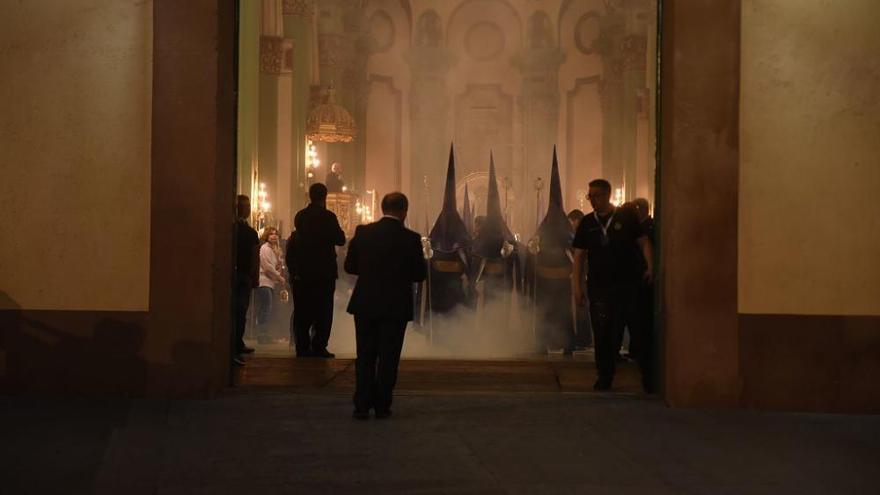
xmin=233 ymin=176 xmax=655 ymax=418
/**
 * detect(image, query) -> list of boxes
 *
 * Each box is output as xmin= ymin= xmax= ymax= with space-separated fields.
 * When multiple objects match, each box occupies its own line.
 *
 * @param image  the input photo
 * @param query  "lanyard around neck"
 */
xmin=594 ymin=207 xmax=616 ymax=239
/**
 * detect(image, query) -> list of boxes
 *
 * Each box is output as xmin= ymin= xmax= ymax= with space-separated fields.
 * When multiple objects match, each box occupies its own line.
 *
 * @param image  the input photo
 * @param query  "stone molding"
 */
xmin=318 ymin=34 xmax=344 ymax=68
xmin=621 ymin=35 xmax=647 ymax=71
xmin=260 ymin=36 xmax=293 ymax=74
xmin=282 ymin=0 xmax=313 ymax=19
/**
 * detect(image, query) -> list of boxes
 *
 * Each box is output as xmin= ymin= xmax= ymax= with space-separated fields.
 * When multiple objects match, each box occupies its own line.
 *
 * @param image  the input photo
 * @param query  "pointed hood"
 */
xmin=462 ymin=183 xmax=473 ymax=235
xmin=429 ymin=144 xmax=471 ymax=252
xmin=473 ymin=151 xmax=515 ymax=258
xmin=535 ymin=146 xmax=572 ymax=251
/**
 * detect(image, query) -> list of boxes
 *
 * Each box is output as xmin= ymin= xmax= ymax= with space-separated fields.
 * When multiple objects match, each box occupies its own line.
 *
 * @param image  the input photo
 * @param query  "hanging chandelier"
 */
xmin=306 ymin=86 xmax=357 ymax=143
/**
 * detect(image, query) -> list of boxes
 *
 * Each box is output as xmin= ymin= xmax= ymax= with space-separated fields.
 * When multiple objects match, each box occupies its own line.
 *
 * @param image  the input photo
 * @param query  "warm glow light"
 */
xmin=307 ymin=172 xmax=314 ymax=178
xmin=341 ymin=185 xmax=347 ymax=192
xmin=611 ymin=187 xmax=625 ymax=206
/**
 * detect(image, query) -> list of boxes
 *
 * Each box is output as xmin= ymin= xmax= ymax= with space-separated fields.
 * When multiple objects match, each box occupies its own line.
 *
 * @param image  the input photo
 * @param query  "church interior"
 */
xmin=1 ymin=0 xmax=878 ymax=409
xmin=240 ymin=0 xmax=656 ymax=241
xmin=235 ymin=0 xmax=659 ymax=363
xmin=1 ymin=1 xmax=879 ymax=490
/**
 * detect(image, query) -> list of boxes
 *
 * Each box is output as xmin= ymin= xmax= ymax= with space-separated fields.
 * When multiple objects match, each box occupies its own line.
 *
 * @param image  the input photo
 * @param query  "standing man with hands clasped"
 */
xmin=289 ymin=183 xmax=346 ymax=358
xmin=345 ymin=192 xmax=427 ymax=420
xmin=571 ymin=179 xmax=654 ymax=393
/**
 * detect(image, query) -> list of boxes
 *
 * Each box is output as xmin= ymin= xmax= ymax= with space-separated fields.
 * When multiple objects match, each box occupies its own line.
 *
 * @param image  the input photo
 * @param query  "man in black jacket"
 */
xmin=288 ymin=183 xmax=346 ymax=358
xmin=345 ymin=192 xmax=427 ymax=419
xmin=234 ymin=195 xmax=259 ymax=366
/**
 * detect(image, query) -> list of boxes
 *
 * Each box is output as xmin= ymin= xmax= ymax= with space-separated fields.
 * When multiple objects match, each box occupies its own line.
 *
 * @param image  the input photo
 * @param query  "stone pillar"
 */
xmin=405 ymin=46 xmax=456 ymax=231
xmin=283 ymin=0 xmax=315 ymax=212
xmin=237 ymin=0 xmax=260 ymax=198
xmin=514 ymin=47 xmax=565 ymax=230
xmin=621 ymin=32 xmax=647 ymax=201
xmin=313 ymin=0 xmax=368 ymax=197
xmin=597 ymin=1 xmax=650 ymax=201
xmin=597 ymin=12 xmax=626 ymax=190
xmin=258 ymin=34 xmax=294 ymax=230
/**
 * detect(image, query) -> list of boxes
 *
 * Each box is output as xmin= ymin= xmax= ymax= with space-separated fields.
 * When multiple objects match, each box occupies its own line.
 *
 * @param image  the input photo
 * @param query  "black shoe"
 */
xmin=296 ymin=350 xmax=313 ymax=358
xmin=232 ymin=356 xmax=246 ymax=366
xmin=242 ymin=346 xmax=256 ymax=354
xmin=375 ymin=410 xmax=392 ymax=419
xmin=313 ymin=349 xmax=335 ymax=358
xmin=593 ymin=379 xmax=612 ymax=391
xmin=352 ymin=410 xmax=370 ymax=420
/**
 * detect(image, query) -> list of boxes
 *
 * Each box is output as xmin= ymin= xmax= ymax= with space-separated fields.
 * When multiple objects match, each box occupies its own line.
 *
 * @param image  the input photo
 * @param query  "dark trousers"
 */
xmin=632 ymin=282 xmax=655 ymax=391
xmin=254 ymin=286 xmax=273 ymax=340
xmin=589 ymin=282 xmax=654 ymax=390
xmin=353 ymin=316 xmax=407 ymax=413
xmin=291 ymin=278 xmax=335 ymax=354
xmin=535 ymin=278 xmax=574 ymax=352
xmin=588 ymin=283 xmax=638 ymax=384
xmin=233 ymin=280 xmax=252 ymax=354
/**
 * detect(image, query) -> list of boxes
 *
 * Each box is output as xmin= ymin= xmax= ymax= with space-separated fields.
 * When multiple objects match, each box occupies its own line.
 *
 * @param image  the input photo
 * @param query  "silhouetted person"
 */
xmin=473 ymin=215 xmax=486 ymax=238
xmin=325 ymin=162 xmax=345 ymax=193
xmin=289 ymin=183 xmax=346 ymax=358
xmin=526 ymin=148 xmax=574 ymax=355
xmin=345 ymin=192 xmax=427 ymax=419
xmin=428 ymin=145 xmax=471 ymax=315
xmin=572 ymin=180 xmax=653 ymax=392
xmin=631 ymin=197 xmax=655 ymax=380
xmin=234 ymin=195 xmax=259 ymax=366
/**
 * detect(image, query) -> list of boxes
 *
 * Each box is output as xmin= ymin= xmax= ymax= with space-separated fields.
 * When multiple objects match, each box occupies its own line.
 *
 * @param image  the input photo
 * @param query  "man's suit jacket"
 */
xmin=290 ymin=203 xmax=346 ymax=281
xmin=345 ymin=217 xmax=427 ymax=322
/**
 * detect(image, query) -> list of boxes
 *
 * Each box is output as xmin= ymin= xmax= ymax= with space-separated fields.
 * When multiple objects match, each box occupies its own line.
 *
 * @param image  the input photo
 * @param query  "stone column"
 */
xmin=237 ymin=0 xmax=261 ymax=198
xmin=283 ymin=0 xmax=315 ymax=211
xmin=597 ymin=12 xmax=626 ymax=191
xmin=405 ymin=46 xmax=456 ymax=230
xmin=597 ymin=0 xmax=650 ymax=201
xmin=258 ymin=34 xmax=294 ymax=230
xmin=514 ymin=47 xmax=565 ymax=230
xmin=313 ymin=0 xmax=369 ymax=196
xmin=621 ymin=32 xmax=648 ymax=201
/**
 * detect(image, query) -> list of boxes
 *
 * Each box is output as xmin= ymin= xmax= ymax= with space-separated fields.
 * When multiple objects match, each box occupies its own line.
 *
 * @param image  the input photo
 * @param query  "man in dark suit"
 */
xmin=288 ymin=183 xmax=346 ymax=358
xmin=234 ymin=195 xmax=259 ymax=366
xmin=345 ymin=192 xmax=427 ymax=419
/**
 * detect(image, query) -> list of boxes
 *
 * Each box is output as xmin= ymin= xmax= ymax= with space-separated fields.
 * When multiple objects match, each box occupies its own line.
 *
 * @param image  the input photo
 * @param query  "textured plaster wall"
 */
xmin=739 ymin=0 xmax=880 ymax=315
xmin=0 ymin=0 xmax=152 ymax=311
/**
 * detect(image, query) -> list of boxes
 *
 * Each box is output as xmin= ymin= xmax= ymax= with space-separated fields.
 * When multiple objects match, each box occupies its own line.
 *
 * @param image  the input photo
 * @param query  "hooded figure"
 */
xmin=462 ymin=183 xmax=474 ymax=236
xmin=427 ymin=144 xmax=472 ymax=314
xmin=471 ymin=152 xmax=518 ymax=304
xmin=526 ymin=147 xmax=575 ymax=354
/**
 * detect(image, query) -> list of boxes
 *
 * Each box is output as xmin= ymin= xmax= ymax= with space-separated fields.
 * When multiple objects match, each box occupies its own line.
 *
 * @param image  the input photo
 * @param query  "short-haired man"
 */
xmin=345 ymin=192 xmax=427 ymax=419
xmin=572 ymin=179 xmax=654 ymax=392
xmin=289 ymin=183 xmax=346 ymax=358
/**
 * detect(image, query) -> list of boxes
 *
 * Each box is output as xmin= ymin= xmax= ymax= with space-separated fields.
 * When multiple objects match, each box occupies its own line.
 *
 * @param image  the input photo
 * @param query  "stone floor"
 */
xmin=234 ymin=355 xmax=646 ymax=394
xmin=3 ymin=360 xmax=880 ymax=494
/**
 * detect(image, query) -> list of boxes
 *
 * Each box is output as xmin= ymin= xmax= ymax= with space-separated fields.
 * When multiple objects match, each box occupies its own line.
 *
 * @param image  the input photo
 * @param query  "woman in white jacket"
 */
xmin=256 ymin=226 xmax=286 ymax=344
